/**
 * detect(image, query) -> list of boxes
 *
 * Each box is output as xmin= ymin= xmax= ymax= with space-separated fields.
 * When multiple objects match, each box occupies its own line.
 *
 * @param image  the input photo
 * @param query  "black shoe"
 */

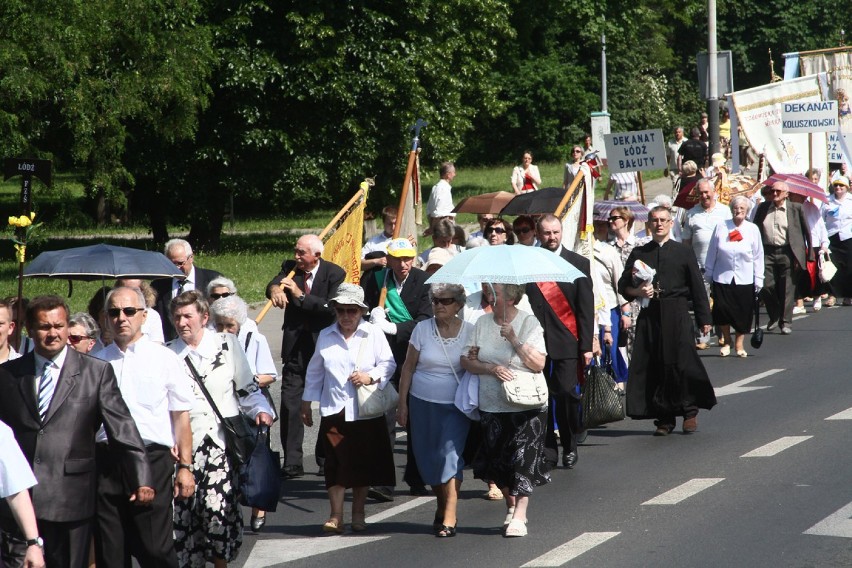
xmin=577 ymin=430 xmax=589 ymax=444
xmin=250 ymin=515 xmax=266 ymax=532
xmin=368 ymin=486 xmax=395 ymax=502
xmin=317 ymin=465 xmax=325 ymax=476
xmin=435 ymin=525 xmax=457 ymax=538
xmin=562 ymin=451 xmax=578 ymax=469
xmin=409 ymin=484 xmax=429 ymax=496
xmin=281 ymin=465 xmax=304 ymax=478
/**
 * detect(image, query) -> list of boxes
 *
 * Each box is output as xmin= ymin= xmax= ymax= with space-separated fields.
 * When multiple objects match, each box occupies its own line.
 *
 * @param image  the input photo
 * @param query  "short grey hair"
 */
xmin=299 ymin=234 xmax=324 ymax=255
xmin=207 ymin=276 xmax=237 ymax=296
xmin=209 ymin=295 xmax=248 ymax=325
xmin=429 ymin=283 xmax=466 ymax=306
xmin=105 ymin=286 xmax=147 ymax=310
xmin=488 ymin=283 xmax=524 ymax=305
xmin=69 ymin=312 xmax=100 ymax=338
xmin=164 ymin=238 xmax=192 ymax=257
xmin=729 ymin=195 xmax=751 ymax=213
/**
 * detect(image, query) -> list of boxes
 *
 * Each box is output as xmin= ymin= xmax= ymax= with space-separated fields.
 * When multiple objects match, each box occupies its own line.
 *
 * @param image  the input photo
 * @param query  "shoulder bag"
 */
xmin=355 ymin=328 xmax=399 ymax=419
xmin=435 ymin=319 xmax=480 ymax=421
xmin=500 ymin=313 xmax=549 ymax=409
xmin=184 ymin=354 xmax=257 ymax=465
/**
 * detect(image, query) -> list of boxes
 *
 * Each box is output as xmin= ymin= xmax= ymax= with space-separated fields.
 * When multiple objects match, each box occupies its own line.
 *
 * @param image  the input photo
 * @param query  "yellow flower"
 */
xmin=8 ymin=216 xmax=16 ymax=226
xmin=29 ymin=212 xmax=36 ymax=220
xmin=17 ymin=215 xmax=31 ymax=227
xmin=14 ymin=244 xmax=26 ymax=263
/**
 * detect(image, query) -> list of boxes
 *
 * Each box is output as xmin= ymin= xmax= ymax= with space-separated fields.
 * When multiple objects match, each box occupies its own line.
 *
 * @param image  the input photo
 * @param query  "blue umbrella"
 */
xmin=425 ymin=244 xmax=585 ymax=286
xmin=23 ymin=243 xmax=184 ymax=281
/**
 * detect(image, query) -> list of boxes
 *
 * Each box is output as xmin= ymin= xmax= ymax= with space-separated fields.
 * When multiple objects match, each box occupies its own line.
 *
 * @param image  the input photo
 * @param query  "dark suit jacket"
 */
xmin=752 ymin=200 xmax=811 ymax=269
xmin=152 ymin=265 xmax=223 ymax=340
xmin=525 ymin=247 xmax=594 ymax=360
xmin=362 ymin=266 xmax=433 ymax=365
xmin=265 ymin=258 xmax=346 ymax=362
xmin=0 ymin=349 xmax=150 ymax=525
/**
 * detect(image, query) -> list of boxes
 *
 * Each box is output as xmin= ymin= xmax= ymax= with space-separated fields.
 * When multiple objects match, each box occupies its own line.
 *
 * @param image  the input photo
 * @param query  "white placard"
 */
xmin=782 ymin=100 xmax=837 ymax=133
xmin=603 ymin=129 xmax=666 ymax=173
xmin=828 ymin=132 xmax=852 ymax=162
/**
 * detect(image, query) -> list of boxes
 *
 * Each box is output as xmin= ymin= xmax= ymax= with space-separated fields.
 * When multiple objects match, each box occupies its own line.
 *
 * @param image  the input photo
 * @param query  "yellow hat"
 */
xmin=387 ymin=238 xmax=416 ymax=258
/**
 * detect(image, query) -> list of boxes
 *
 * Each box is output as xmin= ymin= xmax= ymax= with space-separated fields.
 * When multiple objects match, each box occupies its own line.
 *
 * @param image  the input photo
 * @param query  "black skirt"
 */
xmin=712 ymin=279 xmax=754 ymax=333
xmin=320 ymin=410 xmax=396 ymax=489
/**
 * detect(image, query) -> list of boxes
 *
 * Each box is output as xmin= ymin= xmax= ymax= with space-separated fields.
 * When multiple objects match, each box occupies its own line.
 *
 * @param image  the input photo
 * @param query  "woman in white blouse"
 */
xmin=821 ymin=176 xmax=852 ymax=306
xmin=168 ymin=291 xmax=274 ymax=568
xmin=511 ymin=150 xmax=542 ymax=194
xmin=397 ymin=284 xmax=472 ymax=538
xmin=704 ymin=196 xmax=764 ymax=357
xmin=300 ymin=283 xmax=396 ymax=534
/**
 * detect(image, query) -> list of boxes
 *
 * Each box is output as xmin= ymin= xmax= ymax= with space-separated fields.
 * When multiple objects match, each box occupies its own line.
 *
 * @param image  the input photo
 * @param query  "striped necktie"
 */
xmin=37 ymin=361 xmax=55 ymax=421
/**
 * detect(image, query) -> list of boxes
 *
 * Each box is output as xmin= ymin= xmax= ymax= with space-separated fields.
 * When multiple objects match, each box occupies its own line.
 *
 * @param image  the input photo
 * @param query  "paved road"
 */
xmin=236 ymin=300 xmax=852 ymax=568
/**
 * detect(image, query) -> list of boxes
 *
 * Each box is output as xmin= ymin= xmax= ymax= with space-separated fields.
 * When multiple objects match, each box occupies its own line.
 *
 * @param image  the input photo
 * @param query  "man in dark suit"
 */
xmin=753 ymin=181 xmax=811 ymax=334
xmin=526 ymin=215 xmax=594 ymax=469
xmin=363 ymin=238 xmax=433 ymax=499
xmin=152 ymin=238 xmax=222 ymax=341
xmin=0 ymin=295 xmax=153 ymax=568
xmin=266 ymin=234 xmax=345 ymax=478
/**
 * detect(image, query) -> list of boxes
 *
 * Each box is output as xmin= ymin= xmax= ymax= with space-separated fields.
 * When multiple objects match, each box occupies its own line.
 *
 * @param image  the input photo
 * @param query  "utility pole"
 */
xmin=707 ymin=0 xmax=720 ymax=156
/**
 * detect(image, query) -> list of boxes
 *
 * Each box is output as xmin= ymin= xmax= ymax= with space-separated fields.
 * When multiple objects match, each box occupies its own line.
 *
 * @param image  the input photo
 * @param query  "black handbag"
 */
xmin=750 ymin=292 xmax=764 ymax=349
xmin=582 ymin=353 xmax=626 ymax=429
xmin=238 ymin=425 xmax=281 ymax=512
xmin=184 ymin=356 xmax=257 ymax=465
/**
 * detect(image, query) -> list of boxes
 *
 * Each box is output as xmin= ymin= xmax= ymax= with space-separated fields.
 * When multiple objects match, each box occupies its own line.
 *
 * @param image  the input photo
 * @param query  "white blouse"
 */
xmin=0 ymin=420 xmax=36 ymax=499
xmin=704 ymin=219 xmax=764 ymax=288
xmin=821 ymin=194 xmax=852 ymax=240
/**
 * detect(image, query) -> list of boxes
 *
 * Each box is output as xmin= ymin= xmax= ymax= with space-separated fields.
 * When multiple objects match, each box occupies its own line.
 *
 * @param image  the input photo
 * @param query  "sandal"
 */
xmin=504 ymin=518 xmax=528 ymax=538
xmin=322 ymin=518 xmax=344 ymax=534
xmin=351 ymin=516 xmax=367 ymax=533
xmin=436 ymin=525 xmax=457 ymax=538
xmin=484 ymin=485 xmax=503 ymax=501
xmin=432 ymin=513 xmax=444 ymax=532
xmin=502 ymin=507 xmax=516 ymax=530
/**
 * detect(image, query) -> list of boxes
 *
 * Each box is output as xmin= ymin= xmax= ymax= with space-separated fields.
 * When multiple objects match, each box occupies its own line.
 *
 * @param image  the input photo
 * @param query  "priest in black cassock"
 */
xmin=618 ymin=206 xmax=716 ymax=436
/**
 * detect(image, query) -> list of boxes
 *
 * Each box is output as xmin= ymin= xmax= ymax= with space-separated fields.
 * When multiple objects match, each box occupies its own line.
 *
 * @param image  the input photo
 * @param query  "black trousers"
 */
xmin=94 ymin=443 xmax=178 ymax=568
xmin=280 ymin=336 xmax=323 ymax=468
xmin=761 ymin=244 xmax=797 ymax=325
xmin=2 ymin=518 xmax=91 ymax=568
xmin=544 ymin=357 xmax=581 ymax=463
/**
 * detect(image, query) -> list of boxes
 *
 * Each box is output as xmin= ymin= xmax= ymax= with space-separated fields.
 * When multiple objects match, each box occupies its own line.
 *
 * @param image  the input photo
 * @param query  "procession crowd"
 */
xmin=0 ymin=124 xmax=849 ymax=567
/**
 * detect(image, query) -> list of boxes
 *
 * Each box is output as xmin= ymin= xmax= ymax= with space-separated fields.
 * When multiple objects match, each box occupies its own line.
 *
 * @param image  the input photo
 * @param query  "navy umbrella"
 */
xmin=24 ymin=243 xmax=184 ymax=281
xmin=500 ymin=187 xmax=567 ymax=215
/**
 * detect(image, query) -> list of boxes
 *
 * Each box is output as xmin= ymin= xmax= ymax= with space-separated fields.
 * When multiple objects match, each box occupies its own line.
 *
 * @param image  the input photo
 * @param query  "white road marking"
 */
xmin=825 ymin=407 xmax=852 ymax=420
xmin=642 ymin=478 xmax=724 ymax=505
xmin=804 ymin=501 xmax=852 ymax=538
xmin=521 ymin=532 xmax=620 ymax=567
xmin=366 ymin=495 xmax=435 ymax=523
xmin=244 ymin=535 xmax=391 ymax=567
xmin=791 ymin=315 xmax=809 ymax=321
xmin=714 ymin=369 xmax=785 ymax=397
xmin=741 ymin=435 xmax=812 ymax=457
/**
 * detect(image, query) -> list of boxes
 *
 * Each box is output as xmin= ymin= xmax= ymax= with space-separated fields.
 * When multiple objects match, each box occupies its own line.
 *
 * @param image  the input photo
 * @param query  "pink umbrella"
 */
xmin=763 ymin=173 xmax=828 ymax=203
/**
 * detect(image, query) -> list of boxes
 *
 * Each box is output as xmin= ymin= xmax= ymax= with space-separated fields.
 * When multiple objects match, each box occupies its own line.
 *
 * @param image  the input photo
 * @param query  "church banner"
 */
xmin=324 ymin=188 xmax=367 ymax=284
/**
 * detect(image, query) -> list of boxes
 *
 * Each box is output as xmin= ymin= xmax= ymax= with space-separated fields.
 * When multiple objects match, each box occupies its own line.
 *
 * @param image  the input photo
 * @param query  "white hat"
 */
xmin=425 ymin=247 xmax=453 ymax=271
xmin=832 ymin=175 xmax=850 ymax=188
xmin=327 ymin=283 xmax=368 ymax=309
xmin=387 ymin=238 xmax=417 ymax=258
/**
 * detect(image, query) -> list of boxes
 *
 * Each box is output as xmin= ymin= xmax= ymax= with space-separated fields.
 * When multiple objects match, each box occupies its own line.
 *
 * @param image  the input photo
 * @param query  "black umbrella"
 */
xmin=24 ymin=243 xmax=184 ymax=282
xmin=500 ymin=187 xmax=567 ymax=215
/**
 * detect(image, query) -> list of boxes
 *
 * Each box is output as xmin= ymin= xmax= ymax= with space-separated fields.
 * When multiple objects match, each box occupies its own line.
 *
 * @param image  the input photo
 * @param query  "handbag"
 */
xmin=502 ymin=369 xmax=549 ymax=409
xmin=582 ymin=354 xmax=625 ymax=429
xmin=184 ymin=355 xmax=257 ymax=465
xmin=354 ymin=327 xmax=399 ymax=419
xmin=238 ymin=425 xmax=281 ymax=512
xmin=819 ymin=250 xmax=838 ymax=283
xmin=750 ymin=291 xmax=764 ymax=349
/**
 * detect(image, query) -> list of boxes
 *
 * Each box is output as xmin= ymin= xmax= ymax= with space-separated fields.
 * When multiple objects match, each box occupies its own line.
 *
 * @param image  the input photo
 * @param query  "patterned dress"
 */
xmin=610 ymin=235 xmax=641 ymax=360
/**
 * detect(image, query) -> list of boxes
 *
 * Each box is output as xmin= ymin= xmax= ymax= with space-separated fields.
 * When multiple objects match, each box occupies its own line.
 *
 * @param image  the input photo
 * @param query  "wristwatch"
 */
xmin=25 ymin=536 xmax=44 ymax=550
xmin=177 ymin=463 xmax=194 ymax=472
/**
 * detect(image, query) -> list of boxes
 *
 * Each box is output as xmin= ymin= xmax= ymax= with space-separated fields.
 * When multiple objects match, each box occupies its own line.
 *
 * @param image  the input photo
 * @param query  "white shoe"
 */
xmin=792 ymin=306 xmax=806 ymax=315
xmin=813 ymin=297 xmax=822 ymax=311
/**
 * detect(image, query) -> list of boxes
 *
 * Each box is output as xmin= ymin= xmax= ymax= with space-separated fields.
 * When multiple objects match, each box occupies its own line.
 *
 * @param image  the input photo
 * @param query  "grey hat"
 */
xmin=327 ymin=283 xmax=368 ymax=309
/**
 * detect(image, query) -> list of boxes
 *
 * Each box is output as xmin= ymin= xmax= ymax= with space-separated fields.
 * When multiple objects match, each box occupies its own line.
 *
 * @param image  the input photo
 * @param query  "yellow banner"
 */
xmin=324 ymin=196 xmax=366 ymax=284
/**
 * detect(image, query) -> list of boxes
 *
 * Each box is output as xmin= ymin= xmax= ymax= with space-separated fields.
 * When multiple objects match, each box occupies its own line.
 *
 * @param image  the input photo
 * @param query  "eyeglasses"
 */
xmin=485 ymin=227 xmax=507 ymax=235
xmin=515 ymin=227 xmax=532 ymax=234
xmin=68 ymin=334 xmax=91 ymax=344
xmin=649 ymin=218 xmax=671 ymax=224
xmin=573 ymin=149 xmax=583 ymax=154
xmin=335 ymin=307 xmax=361 ymax=315
xmin=107 ymin=307 xmax=146 ymax=318
xmin=171 ymin=255 xmax=192 ymax=268
xmin=608 ymin=216 xmax=624 ymax=222
xmin=431 ymin=297 xmax=456 ymax=306
xmin=210 ymin=292 xmax=233 ymax=300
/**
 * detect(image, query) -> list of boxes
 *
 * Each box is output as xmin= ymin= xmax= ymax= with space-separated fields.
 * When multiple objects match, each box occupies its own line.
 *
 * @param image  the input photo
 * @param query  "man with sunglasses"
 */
xmin=266 ymin=234 xmax=345 ymax=478
xmin=153 ymin=239 xmax=222 ymax=342
xmin=93 ymin=287 xmax=195 ymax=567
xmin=0 ymin=295 xmax=152 ymax=568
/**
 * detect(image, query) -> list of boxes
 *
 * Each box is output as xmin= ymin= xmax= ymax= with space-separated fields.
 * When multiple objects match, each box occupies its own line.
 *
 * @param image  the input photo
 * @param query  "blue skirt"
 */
xmin=409 ymin=395 xmax=471 ymax=486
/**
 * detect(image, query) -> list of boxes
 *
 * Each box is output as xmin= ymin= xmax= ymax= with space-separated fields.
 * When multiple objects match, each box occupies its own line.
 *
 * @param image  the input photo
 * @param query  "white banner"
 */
xmin=731 ymin=74 xmax=828 ymax=175
xmin=603 ymin=129 xmax=666 ymax=173
xmin=800 ymin=48 xmax=852 ymax=165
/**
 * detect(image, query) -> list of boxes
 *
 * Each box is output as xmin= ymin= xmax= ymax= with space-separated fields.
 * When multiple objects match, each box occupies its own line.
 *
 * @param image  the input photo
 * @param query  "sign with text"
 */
xmin=603 ymin=129 xmax=666 ymax=173
xmin=782 ymin=100 xmax=837 ymax=133
xmin=828 ymin=132 xmax=852 ymax=162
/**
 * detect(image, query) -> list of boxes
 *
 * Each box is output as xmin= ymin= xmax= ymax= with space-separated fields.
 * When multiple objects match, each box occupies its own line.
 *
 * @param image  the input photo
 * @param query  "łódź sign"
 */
xmin=782 ymin=100 xmax=837 ymax=133
xmin=4 ymin=158 xmax=52 ymax=215
xmin=603 ymin=129 xmax=666 ymax=173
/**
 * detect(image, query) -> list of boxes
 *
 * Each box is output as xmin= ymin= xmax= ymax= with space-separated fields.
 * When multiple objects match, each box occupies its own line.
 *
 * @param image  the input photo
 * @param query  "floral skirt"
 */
xmin=174 ymin=436 xmax=243 ymax=567
xmin=473 ymin=409 xmax=551 ymax=496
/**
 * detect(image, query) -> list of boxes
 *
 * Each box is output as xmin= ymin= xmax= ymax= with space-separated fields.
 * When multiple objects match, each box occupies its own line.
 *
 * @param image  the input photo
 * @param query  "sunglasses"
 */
xmin=515 ymin=227 xmax=532 ymax=234
xmin=608 ymin=216 xmax=624 ymax=222
xmin=485 ymin=227 xmax=507 ymax=235
xmin=171 ymin=255 xmax=192 ymax=268
xmin=210 ymin=292 xmax=232 ymax=300
xmin=335 ymin=306 xmax=361 ymax=315
xmin=431 ymin=297 xmax=456 ymax=306
xmin=68 ymin=334 xmax=91 ymax=344
xmin=107 ymin=307 xmax=146 ymax=318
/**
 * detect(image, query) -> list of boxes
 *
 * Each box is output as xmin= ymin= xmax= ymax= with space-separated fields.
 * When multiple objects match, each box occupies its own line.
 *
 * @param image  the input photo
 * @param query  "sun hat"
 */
xmin=327 ymin=283 xmax=368 ymax=309
xmin=387 ymin=238 xmax=417 ymax=258
xmin=425 ymin=247 xmax=454 ymax=271
xmin=831 ymin=176 xmax=849 ymax=188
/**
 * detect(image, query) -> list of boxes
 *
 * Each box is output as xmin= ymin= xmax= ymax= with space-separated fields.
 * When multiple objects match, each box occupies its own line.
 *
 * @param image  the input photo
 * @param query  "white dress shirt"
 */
xmin=803 ymin=200 xmax=829 ymax=249
xmin=682 ymin=202 xmax=733 ymax=268
xmin=171 ymin=266 xmax=196 ymax=298
xmin=95 ymin=335 xmax=195 ymax=446
xmin=0 ymin=420 xmax=37 ymax=498
xmin=426 ymin=179 xmax=455 ymax=218
xmin=821 ymin=194 xmax=852 ymax=240
xmin=303 ymin=320 xmax=396 ymax=421
xmin=142 ymin=308 xmax=165 ymax=344
xmin=704 ymin=219 xmax=764 ymax=288
xmin=361 ymin=232 xmax=393 ymax=258
xmin=33 ymin=346 xmax=68 ymax=397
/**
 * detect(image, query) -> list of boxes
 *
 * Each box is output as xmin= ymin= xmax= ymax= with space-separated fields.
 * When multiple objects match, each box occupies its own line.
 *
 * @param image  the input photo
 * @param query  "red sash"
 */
xmin=536 ymin=281 xmax=578 ymax=340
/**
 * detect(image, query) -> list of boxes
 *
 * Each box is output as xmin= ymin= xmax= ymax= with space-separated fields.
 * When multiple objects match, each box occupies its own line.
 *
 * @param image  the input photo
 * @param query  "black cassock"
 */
xmin=617 ymin=239 xmax=717 ymax=419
